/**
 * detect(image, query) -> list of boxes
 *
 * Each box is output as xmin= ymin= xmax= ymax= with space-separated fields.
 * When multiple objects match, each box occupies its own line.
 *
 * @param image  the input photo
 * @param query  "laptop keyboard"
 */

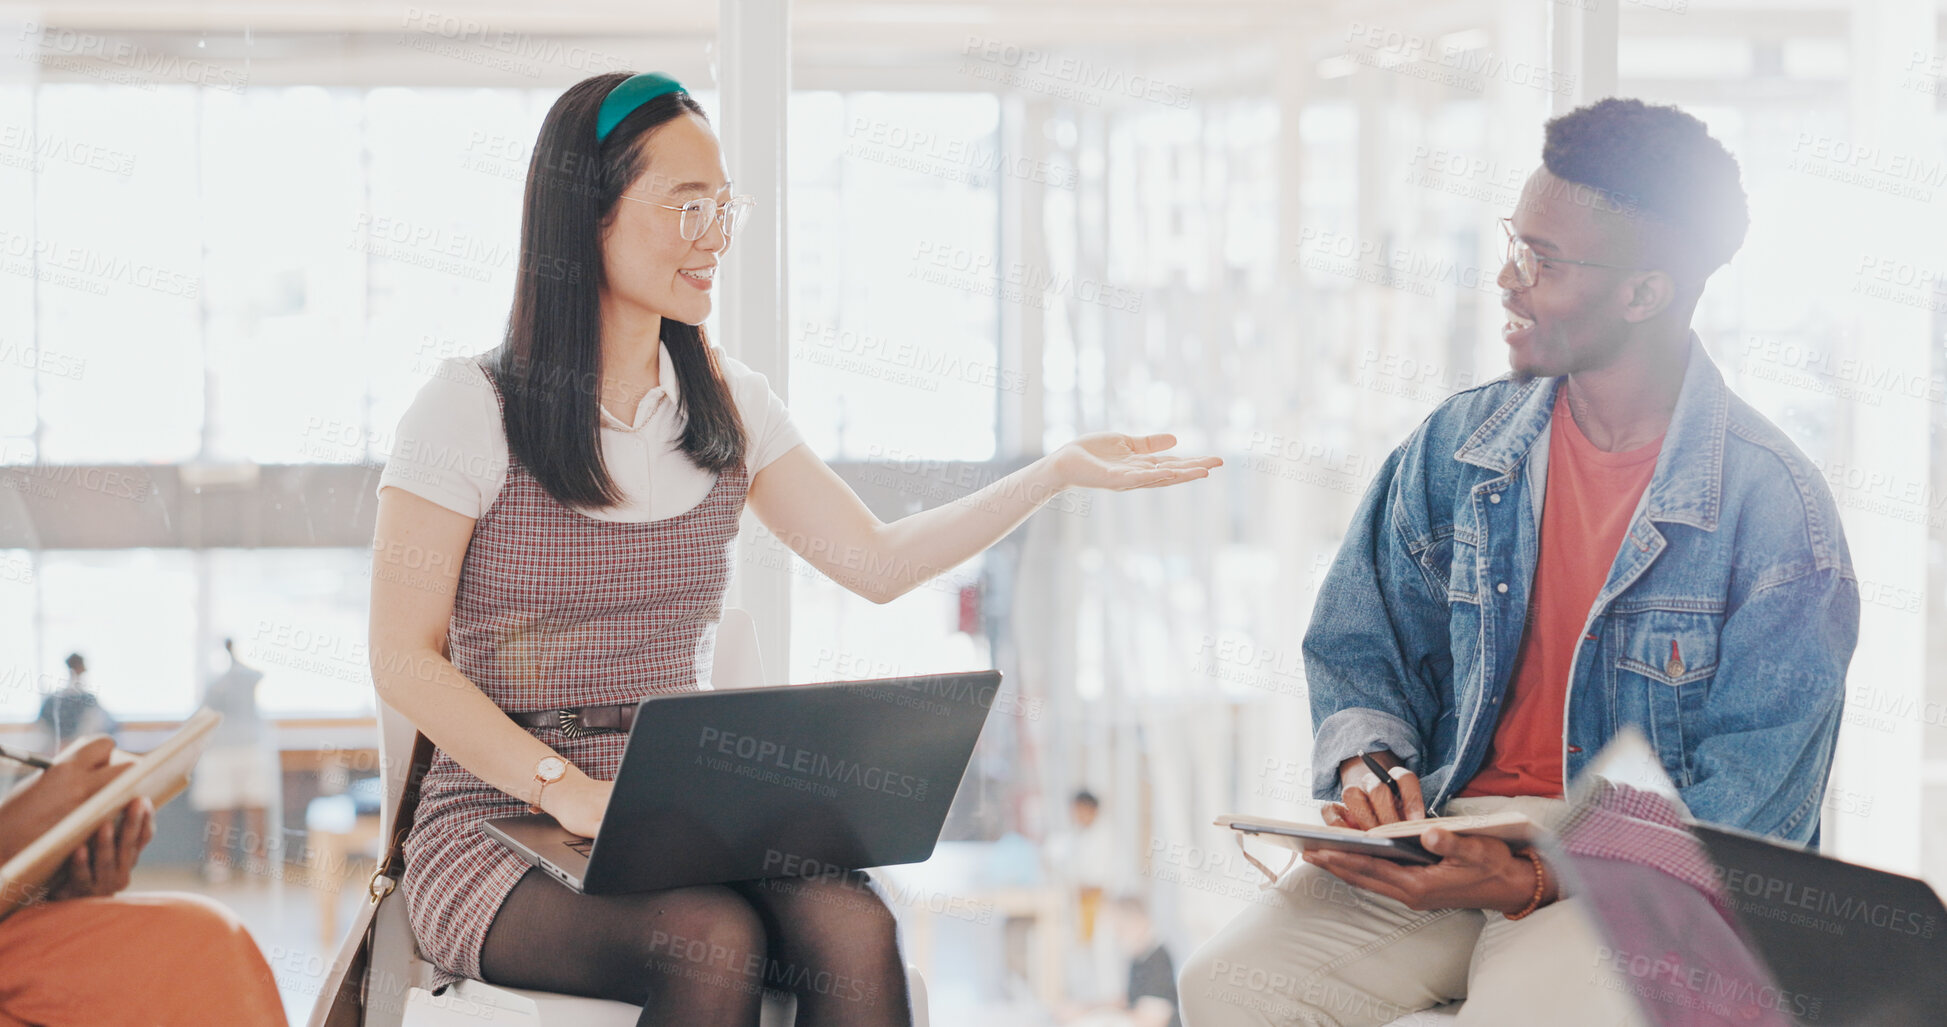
xmin=564 ymin=837 xmax=593 ymax=856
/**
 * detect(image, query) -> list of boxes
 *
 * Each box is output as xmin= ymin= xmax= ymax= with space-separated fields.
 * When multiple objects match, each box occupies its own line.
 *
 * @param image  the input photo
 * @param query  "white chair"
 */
xmin=360 ymin=610 xmax=929 ymax=1026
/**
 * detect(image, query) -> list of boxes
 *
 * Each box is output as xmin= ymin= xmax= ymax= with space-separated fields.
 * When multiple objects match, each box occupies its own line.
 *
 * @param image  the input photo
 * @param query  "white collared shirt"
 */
xmin=377 ymin=343 xmax=803 ymax=522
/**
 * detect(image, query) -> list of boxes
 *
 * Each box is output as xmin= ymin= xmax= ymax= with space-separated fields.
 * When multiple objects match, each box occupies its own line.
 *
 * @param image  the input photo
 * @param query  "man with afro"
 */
xmin=1181 ymin=99 xmax=1856 ymax=1026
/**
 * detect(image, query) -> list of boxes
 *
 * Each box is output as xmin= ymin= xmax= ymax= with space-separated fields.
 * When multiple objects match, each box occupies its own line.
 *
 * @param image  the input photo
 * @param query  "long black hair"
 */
xmin=491 ymin=72 xmax=747 ymax=509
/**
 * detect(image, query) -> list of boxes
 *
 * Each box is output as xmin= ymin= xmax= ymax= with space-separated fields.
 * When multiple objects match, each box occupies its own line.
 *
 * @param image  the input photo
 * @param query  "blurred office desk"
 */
xmin=286 ymin=732 xmax=385 ymax=949
xmin=877 ymin=840 xmax=1066 ymax=1008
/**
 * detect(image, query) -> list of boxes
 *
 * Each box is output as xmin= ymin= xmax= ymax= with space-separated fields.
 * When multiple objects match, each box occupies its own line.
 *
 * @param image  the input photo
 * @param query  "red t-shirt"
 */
xmin=1458 ymin=390 xmax=1663 ymax=799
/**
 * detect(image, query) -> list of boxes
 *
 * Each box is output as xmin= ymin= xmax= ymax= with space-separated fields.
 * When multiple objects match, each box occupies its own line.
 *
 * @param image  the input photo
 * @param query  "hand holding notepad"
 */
xmin=32 ymin=744 xmax=157 ymax=902
xmin=0 ymin=739 xmax=136 ymax=864
xmin=1214 ymin=810 xmax=1541 ymax=867
xmin=0 ymin=709 xmax=220 ymax=919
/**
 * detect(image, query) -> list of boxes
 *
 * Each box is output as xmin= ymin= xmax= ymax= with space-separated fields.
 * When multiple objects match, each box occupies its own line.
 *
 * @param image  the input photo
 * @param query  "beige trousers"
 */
xmin=1177 ymin=797 xmax=1649 ymax=1027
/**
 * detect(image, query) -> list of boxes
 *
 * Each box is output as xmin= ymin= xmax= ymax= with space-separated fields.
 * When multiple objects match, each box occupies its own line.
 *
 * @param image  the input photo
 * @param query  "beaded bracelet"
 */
xmin=1503 ymin=848 xmax=1548 ymax=921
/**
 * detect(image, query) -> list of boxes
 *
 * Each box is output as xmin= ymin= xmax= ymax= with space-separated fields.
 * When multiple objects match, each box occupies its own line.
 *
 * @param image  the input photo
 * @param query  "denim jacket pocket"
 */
xmin=1613 ymin=607 xmax=1723 ymax=787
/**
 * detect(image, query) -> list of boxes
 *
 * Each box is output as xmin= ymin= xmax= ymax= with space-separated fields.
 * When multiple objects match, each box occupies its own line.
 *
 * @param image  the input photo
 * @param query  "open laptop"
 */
xmin=1549 ymin=735 xmax=1946 ymax=1026
xmin=1688 ymin=821 xmax=1947 ymax=1026
xmin=483 ymin=671 xmax=1001 ymax=894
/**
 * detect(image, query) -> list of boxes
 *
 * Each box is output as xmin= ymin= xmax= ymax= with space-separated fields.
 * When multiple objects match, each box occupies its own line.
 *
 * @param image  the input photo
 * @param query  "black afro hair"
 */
xmin=1542 ymin=97 xmax=1750 ymax=280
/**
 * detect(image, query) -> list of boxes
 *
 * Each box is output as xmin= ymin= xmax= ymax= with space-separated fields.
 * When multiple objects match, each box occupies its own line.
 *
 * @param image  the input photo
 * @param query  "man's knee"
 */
xmin=106 ymin=893 xmax=273 ymax=986
xmin=1178 ymin=942 xmax=1227 ymax=1019
xmin=118 ymin=892 xmax=253 ymax=948
xmin=1178 ymin=932 xmax=1291 ymax=1023
xmin=1178 ymin=935 xmax=1230 ymax=992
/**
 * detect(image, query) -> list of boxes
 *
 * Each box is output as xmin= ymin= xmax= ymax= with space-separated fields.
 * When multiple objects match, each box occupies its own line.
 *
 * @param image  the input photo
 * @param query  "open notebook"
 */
xmin=0 ymin=708 xmax=221 ymax=920
xmin=1214 ymin=810 xmax=1539 ymax=865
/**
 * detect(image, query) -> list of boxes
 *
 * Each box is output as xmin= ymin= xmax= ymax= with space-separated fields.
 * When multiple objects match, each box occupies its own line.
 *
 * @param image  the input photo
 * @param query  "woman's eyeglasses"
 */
xmin=619 ymin=193 xmax=755 ymax=247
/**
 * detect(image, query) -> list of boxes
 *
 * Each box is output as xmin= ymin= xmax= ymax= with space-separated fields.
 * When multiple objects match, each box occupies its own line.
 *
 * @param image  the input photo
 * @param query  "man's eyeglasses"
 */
xmin=619 ymin=193 xmax=755 ymax=247
xmin=1500 ymin=217 xmax=1637 ymax=289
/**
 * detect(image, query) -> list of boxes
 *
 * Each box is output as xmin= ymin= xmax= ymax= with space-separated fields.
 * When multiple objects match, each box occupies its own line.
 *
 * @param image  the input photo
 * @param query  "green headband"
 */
xmin=596 ymin=73 xmax=686 ymax=142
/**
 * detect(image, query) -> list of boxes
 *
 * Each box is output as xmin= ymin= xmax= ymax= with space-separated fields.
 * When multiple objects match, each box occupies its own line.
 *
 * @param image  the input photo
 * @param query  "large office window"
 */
xmin=5 ymin=6 xmax=1944 ymax=1022
xmin=782 ymin=91 xmax=1005 ymax=703
xmin=33 ymin=85 xmax=202 ymax=464
xmin=5 ymin=85 xmax=569 ymax=716
xmin=787 ymin=90 xmax=1004 ymax=460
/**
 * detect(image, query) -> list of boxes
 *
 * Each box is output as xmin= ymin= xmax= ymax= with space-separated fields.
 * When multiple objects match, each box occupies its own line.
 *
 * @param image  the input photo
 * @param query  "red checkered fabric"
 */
xmin=1556 ymin=779 xmax=1734 ymax=921
xmin=401 ymin=365 xmax=749 ymax=985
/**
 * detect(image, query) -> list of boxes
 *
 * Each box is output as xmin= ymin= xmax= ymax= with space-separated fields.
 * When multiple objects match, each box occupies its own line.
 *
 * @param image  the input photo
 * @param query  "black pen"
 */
xmin=1359 ymin=751 xmax=1406 ymax=813
xmin=0 ymin=743 xmax=53 ymax=771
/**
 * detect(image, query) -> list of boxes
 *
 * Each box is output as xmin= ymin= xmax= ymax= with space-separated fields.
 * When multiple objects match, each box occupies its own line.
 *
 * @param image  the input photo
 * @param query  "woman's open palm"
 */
xmin=1052 ymin=432 xmax=1222 ymax=491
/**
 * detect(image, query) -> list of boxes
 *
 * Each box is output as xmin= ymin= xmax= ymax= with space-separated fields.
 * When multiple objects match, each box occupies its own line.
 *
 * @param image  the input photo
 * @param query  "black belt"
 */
xmin=507 ymin=704 xmax=637 ymax=740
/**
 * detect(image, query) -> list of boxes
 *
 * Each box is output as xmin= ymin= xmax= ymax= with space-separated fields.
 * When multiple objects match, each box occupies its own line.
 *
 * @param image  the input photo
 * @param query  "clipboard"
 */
xmin=0 ymin=708 xmax=222 ymax=920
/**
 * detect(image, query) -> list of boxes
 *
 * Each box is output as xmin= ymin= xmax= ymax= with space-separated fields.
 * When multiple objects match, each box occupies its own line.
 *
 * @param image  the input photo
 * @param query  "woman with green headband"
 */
xmin=368 ymin=71 xmax=1220 ymax=1025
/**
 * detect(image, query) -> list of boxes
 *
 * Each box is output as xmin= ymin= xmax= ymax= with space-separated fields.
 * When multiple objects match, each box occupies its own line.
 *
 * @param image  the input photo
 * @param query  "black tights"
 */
xmin=478 ymin=869 xmax=910 ymax=1027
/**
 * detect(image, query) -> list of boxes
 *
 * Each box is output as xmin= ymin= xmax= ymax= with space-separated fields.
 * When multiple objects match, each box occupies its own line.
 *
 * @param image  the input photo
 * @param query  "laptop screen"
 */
xmin=1550 ymin=733 xmax=1947 ymax=1026
xmin=1691 ymin=822 xmax=1947 ymax=1026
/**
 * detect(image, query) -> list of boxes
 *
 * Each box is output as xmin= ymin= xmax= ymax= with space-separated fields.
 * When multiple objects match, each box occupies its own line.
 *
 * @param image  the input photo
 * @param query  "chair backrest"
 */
xmin=711 ymin=608 xmax=768 ymax=689
xmin=375 ymin=687 xmax=421 ymax=843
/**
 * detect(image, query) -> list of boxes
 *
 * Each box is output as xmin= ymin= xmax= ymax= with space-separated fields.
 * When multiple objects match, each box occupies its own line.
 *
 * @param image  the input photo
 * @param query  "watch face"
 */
xmin=537 ymin=756 xmax=567 ymax=780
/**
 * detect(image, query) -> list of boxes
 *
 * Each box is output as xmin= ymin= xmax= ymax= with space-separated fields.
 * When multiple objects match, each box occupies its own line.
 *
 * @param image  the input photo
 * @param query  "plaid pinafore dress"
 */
xmin=401 ymin=365 xmax=749 ymax=983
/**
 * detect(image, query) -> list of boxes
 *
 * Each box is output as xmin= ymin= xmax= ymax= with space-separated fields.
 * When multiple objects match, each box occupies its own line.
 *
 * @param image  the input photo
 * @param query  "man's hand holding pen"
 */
xmin=1326 ymin=749 xmax=1425 ymax=829
xmin=0 ymin=736 xmax=154 ymax=900
xmin=1307 ymin=749 xmax=1556 ymax=916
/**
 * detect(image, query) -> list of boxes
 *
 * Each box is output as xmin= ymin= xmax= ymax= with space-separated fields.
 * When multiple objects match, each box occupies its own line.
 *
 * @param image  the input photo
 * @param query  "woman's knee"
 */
xmin=640 ymin=886 xmax=768 ymax=978
xmin=774 ymin=875 xmax=900 ymax=945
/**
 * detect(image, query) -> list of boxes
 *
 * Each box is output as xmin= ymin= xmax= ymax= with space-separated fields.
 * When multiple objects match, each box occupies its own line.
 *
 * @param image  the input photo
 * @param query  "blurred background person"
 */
xmin=191 ymin=637 xmax=277 ymax=883
xmin=34 ymin=653 xmax=118 ymax=755
xmin=1046 ymin=787 xmax=1128 ymax=1003
xmin=1049 ymin=788 xmax=1114 ymax=943
xmin=1057 ymin=894 xmax=1181 ymax=1027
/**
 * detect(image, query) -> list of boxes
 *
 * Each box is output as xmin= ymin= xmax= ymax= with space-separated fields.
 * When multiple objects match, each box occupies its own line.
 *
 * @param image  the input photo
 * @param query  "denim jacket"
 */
xmin=1306 ymin=338 xmax=1858 ymax=844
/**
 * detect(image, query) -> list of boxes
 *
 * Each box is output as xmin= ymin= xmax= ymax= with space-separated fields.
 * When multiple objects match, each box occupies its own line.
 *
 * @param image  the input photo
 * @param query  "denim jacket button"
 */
xmin=1489 ymin=493 xmax=1502 ymax=504
xmin=1495 ymin=582 xmax=1508 ymax=594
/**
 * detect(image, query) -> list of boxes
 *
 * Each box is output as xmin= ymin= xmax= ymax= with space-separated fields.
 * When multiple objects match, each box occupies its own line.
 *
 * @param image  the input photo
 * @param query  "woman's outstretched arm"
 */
xmin=746 ymin=432 xmax=1220 ymax=604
